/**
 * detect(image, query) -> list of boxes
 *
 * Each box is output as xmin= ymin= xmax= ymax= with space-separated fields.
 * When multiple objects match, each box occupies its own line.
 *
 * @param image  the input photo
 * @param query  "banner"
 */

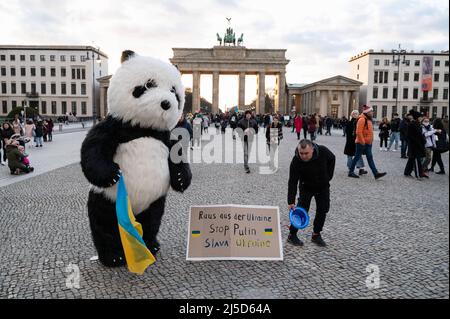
xmin=421 ymin=56 xmax=433 ymax=92
xmin=186 ymin=205 xmax=283 ymax=261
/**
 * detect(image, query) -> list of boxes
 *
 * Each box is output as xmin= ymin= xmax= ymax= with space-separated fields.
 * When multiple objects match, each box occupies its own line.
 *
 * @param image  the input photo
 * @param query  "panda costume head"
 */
xmin=108 ymin=50 xmax=184 ymax=131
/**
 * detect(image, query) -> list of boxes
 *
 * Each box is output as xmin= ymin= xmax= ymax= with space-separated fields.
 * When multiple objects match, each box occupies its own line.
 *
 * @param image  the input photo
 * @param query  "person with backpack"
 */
xmin=431 ymin=118 xmax=447 ymax=174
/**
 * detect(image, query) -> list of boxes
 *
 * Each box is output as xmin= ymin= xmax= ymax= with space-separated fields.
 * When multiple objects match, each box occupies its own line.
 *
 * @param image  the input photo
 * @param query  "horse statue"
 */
xmin=237 ymin=33 xmax=244 ymax=46
xmin=216 ymin=33 xmax=222 ymax=46
xmin=223 ymin=27 xmax=236 ymax=46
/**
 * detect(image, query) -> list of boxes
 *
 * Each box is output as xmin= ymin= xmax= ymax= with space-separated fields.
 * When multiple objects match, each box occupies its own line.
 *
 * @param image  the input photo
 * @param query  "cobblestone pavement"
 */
xmin=0 ymin=127 xmax=448 ymax=299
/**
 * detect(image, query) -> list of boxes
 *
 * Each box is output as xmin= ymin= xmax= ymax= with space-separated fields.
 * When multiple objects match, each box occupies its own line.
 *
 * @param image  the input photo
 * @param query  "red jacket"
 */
xmin=294 ymin=116 xmax=303 ymax=133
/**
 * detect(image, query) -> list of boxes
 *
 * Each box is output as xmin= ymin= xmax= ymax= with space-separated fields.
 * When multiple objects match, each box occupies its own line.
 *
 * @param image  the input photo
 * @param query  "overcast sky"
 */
xmin=1 ymin=0 xmax=448 ymax=109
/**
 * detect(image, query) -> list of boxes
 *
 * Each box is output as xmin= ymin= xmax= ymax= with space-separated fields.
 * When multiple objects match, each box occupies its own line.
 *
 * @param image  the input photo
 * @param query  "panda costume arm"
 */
xmin=80 ymin=116 xmax=121 ymax=188
xmin=168 ymin=140 xmax=192 ymax=193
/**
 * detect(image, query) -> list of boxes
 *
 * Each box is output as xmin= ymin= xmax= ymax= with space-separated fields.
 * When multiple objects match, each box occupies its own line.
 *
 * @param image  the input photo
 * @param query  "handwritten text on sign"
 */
xmin=186 ymin=205 xmax=283 ymax=260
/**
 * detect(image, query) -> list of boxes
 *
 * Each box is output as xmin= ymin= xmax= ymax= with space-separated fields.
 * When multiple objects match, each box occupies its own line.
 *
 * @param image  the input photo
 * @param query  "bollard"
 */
xmin=59 ymin=123 xmax=63 ymax=131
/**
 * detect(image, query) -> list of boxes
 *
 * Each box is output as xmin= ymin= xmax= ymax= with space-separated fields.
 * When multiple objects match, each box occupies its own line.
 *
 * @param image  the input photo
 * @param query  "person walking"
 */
xmin=431 ymin=118 xmax=447 ymax=174
xmin=387 ymin=113 xmax=401 ymax=152
xmin=237 ymin=110 xmax=259 ymax=174
xmin=399 ymin=114 xmax=409 ymax=158
xmin=294 ymin=114 xmax=303 ymax=140
xmin=344 ymin=110 xmax=367 ymax=176
xmin=287 ymin=139 xmax=335 ymax=247
xmin=34 ymin=120 xmax=44 ymax=147
xmin=378 ymin=117 xmax=390 ymax=151
xmin=1 ymin=122 xmax=14 ymax=163
xmin=308 ymin=114 xmax=317 ymax=141
xmin=348 ymin=105 xmax=387 ymax=179
xmin=47 ymin=118 xmax=54 ymax=142
xmin=325 ymin=116 xmax=333 ymax=136
xmin=421 ymin=117 xmax=440 ymax=173
xmin=404 ymin=110 xmax=428 ymax=178
xmin=302 ymin=113 xmax=308 ymax=139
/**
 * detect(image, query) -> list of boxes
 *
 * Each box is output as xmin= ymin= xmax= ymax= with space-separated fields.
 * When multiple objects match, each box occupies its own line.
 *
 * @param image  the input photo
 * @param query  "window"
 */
xmin=413 ymin=88 xmax=419 ymax=99
xmin=11 ymin=82 xmax=16 ymax=94
xmin=10 ymin=67 xmax=16 ymax=76
xmin=403 ymin=88 xmax=408 ymax=99
xmin=383 ymin=71 xmax=388 ymax=83
xmin=41 ymin=101 xmax=47 ymax=114
xmin=82 ymin=69 xmax=86 ymax=79
xmin=50 ymin=55 xmax=55 ymax=62
xmin=30 ymin=55 xmax=35 ymax=61
xmin=61 ymin=83 xmax=66 ymax=95
xmin=444 ymin=88 xmax=448 ymax=100
xmin=49 ymin=68 xmax=55 ymax=77
xmin=52 ymin=101 xmax=57 ymax=114
xmin=384 ymin=59 xmax=390 ymax=66
xmin=61 ymin=67 xmax=66 ymax=77
xmin=372 ymin=105 xmax=378 ymax=119
xmin=70 ymin=55 xmax=76 ymax=62
xmin=81 ymin=55 xmax=86 ymax=62
xmin=357 ymin=74 xmax=359 ymax=80
xmin=0 ymin=55 xmax=5 ymax=61
xmin=402 ymin=105 xmax=408 ymax=116
xmin=432 ymin=106 xmax=437 ymax=119
xmin=31 ymin=67 xmax=36 ymax=76
xmin=1 ymin=67 xmax=5 ymax=76
xmin=374 ymin=59 xmax=380 ymax=66
xmin=71 ymin=83 xmax=76 ymax=95
xmin=379 ymin=71 xmax=383 ymax=83
xmin=414 ymin=60 xmax=420 ymax=66
xmin=51 ymin=83 xmax=56 ymax=95
xmin=446 ymin=61 xmax=449 ymax=67
xmin=391 ymin=106 xmax=397 ymax=118
xmin=414 ymin=72 xmax=419 ymax=81
xmin=404 ymin=72 xmax=409 ymax=81
xmin=443 ymin=106 xmax=448 ymax=117
xmin=435 ymin=60 xmax=440 ymax=67
xmin=71 ymin=101 xmax=77 ymax=114
xmin=433 ymin=88 xmax=439 ymax=100
xmin=434 ymin=73 xmax=439 ymax=82
xmin=393 ymin=72 xmax=398 ymax=81
xmin=41 ymin=83 xmax=46 ymax=94
xmin=405 ymin=60 xmax=410 ymax=66
xmin=81 ymin=101 xmax=87 ymax=115
xmin=357 ymin=64 xmax=359 ymax=70
xmin=77 ymin=69 xmax=81 ymax=79
xmin=60 ymin=55 xmax=66 ymax=62
xmin=40 ymin=67 xmax=46 ymax=77
xmin=444 ymin=73 xmax=449 ymax=82
xmin=11 ymin=100 xmax=16 ymax=108
xmin=31 ymin=82 xmax=36 ymax=93
xmin=21 ymin=82 xmax=26 ymax=94
xmin=333 ymin=93 xmax=338 ymax=101
xmin=62 ymin=101 xmax=67 ymax=114
xmin=1 ymin=82 xmax=6 ymax=94
xmin=20 ymin=67 xmax=26 ymax=76
xmin=81 ymin=83 xmax=86 ymax=95
xmin=20 ymin=55 xmax=25 ymax=61
xmin=412 ymin=106 xmax=418 ymax=111
xmin=393 ymin=87 xmax=398 ymax=99
xmin=2 ymin=101 xmax=7 ymax=114
xmin=374 ymin=71 xmax=378 ymax=83
xmin=10 ymin=55 xmax=15 ymax=61
xmin=373 ymin=87 xmax=378 ymax=99
xmin=71 ymin=68 xmax=76 ymax=79
xmin=382 ymin=87 xmax=388 ymax=99
xmin=40 ymin=55 xmax=45 ymax=62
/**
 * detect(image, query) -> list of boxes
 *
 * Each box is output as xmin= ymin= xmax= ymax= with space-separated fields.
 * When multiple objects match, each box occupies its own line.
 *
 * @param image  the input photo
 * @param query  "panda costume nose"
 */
xmin=161 ymin=100 xmax=171 ymax=110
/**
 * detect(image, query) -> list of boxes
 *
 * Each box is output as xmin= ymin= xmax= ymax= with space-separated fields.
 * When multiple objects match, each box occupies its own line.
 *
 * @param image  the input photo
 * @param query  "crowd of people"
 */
xmin=0 ymin=114 xmax=55 ymax=175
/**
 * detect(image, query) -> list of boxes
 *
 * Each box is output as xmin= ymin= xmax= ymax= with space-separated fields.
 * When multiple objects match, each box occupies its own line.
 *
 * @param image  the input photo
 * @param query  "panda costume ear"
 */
xmin=121 ymin=50 xmax=136 ymax=63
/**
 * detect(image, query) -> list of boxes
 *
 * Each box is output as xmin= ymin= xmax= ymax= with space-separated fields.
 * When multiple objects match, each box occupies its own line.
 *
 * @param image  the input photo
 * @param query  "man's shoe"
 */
xmin=245 ymin=167 xmax=250 ymax=174
xmin=436 ymin=171 xmax=446 ymax=175
xmin=419 ymin=172 xmax=429 ymax=178
xmin=287 ymin=234 xmax=304 ymax=246
xmin=311 ymin=234 xmax=326 ymax=247
xmin=348 ymin=172 xmax=359 ymax=178
xmin=374 ymin=172 xmax=387 ymax=180
xmin=358 ymin=169 xmax=368 ymax=175
xmin=401 ymin=155 xmax=407 ymax=159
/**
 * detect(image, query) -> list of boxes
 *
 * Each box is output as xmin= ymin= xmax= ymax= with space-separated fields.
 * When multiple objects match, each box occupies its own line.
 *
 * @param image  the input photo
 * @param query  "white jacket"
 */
xmin=422 ymin=125 xmax=437 ymax=148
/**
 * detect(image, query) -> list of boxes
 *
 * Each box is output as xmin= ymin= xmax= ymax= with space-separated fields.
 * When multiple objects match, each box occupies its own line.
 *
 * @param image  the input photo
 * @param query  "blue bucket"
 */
xmin=289 ymin=207 xmax=310 ymax=229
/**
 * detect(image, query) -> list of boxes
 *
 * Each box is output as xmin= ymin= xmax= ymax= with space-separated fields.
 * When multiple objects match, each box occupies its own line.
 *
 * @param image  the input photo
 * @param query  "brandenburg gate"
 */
xmin=170 ymin=31 xmax=289 ymax=114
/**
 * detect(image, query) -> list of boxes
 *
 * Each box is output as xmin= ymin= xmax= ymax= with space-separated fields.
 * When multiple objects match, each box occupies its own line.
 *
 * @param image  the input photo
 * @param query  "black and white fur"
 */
xmin=80 ymin=51 xmax=191 ymax=267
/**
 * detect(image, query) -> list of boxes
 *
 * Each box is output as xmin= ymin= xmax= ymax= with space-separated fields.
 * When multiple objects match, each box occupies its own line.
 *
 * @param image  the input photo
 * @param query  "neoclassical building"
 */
xmin=287 ymin=75 xmax=362 ymax=118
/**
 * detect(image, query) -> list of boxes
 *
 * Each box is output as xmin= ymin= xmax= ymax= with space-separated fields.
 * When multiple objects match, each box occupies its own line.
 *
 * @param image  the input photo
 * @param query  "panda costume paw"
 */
xmin=81 ymin=50 xmax=190 ymax=267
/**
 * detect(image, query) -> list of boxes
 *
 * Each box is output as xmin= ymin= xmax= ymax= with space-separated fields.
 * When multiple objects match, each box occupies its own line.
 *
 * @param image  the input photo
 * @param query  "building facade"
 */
xmin=0 ymin=45 xmax=108 ymax=119
xmin=287 ymin=75 xmax=362 ymax=118
xmin=349 ymin=49 xmax=449 ymax=120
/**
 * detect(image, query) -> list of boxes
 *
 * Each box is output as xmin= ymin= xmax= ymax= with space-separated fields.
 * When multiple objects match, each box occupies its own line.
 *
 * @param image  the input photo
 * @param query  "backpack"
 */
xmin=436 ymin=131 xmax=449 ymax=153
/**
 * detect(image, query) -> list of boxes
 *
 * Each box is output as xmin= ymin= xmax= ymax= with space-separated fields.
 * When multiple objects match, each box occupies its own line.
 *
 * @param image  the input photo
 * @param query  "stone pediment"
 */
xmin=315 ymin=75 xmax=362 ymax=87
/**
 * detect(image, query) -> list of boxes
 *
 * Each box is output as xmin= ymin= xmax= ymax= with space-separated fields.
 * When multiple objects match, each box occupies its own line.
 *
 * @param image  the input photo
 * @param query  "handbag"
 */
xmin=436 ymin=134 xmax=449 ymax=153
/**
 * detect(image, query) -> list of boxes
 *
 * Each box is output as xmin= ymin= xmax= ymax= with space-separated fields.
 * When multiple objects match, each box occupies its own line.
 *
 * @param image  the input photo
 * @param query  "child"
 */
xmin=18 ymin=145 xmax=33 ymax=171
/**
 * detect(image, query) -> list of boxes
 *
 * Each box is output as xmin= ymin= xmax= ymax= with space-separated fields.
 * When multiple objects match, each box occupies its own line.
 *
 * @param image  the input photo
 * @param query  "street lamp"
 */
xmin=86 ymin=46 xmax=102 ymax=126
xmin=391 ymin=44 xmax=407 ymax=113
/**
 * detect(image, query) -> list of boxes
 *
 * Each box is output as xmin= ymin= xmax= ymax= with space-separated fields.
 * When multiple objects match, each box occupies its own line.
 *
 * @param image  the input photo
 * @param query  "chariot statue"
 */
xmin=215 ymin=18 xmax=243 ymax=46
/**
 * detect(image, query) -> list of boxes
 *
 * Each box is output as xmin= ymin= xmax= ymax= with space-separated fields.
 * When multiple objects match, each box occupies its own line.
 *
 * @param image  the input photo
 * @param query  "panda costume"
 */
xmin=81 ymin=50 xmax=191 ymax=267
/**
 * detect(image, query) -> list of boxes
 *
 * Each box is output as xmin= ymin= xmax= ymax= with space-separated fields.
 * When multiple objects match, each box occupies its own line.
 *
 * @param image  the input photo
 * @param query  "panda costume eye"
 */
xmin=132 ymin=79 xmax=157 ymax=98
xmin=171 ymin=86 xmax=181 ymax=106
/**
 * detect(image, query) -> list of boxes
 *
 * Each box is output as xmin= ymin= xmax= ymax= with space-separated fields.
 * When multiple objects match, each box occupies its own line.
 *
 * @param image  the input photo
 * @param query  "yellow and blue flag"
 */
xmin=116 ymin=174 xmax=155 ymax=274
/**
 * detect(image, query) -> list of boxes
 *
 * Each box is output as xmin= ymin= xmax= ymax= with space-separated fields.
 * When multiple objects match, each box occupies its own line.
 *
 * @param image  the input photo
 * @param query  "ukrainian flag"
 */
xmin=191 ymin=230 xmax=201 ymax=237
xmin=264 ymin=228 xmax=273 ymax=235
xmin=116 ymin=174 xmax=155 ymax=274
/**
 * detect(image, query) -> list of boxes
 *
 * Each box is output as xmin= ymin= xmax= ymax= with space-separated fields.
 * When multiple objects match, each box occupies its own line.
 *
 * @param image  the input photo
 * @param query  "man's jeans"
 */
xmin=347 ymin=155 xmax=364 ymax=170
xmin=349 ymin=144 xmax=379 ymax=176
xmin=401 ymin=138 xmax=408 ymax=157
xmin=388 ymin=132 xmax=400 ymax=150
